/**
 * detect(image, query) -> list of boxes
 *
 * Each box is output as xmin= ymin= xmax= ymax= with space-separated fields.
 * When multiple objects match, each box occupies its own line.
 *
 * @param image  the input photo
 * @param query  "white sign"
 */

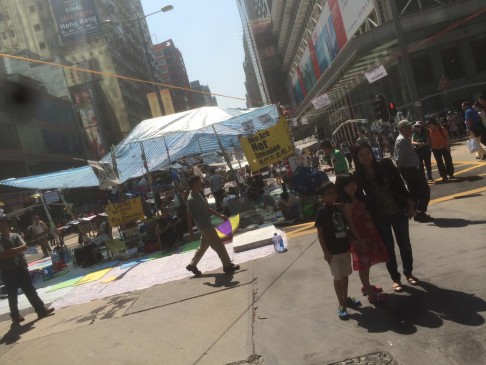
xmin=241 ymin=120 xmax=255 ymax=134
xmin=43 ymin=191 xmax=60 ymax=204
xmin=340 ymin=0 xmax=375 ymax=39
xmin=365 ymin=65 xmax=388 ymax=84
xmin=88 ymin=161 xmax=120 ymax=190
xmin=301 ymin=117 xmax=308 ymax=125
xmin=311 ymin=93 xmax=332 ymax=110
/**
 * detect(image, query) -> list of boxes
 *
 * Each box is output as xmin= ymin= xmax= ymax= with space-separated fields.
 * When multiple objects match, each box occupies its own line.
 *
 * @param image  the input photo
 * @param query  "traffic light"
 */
xmin=389 ymin=102 xmax=397 ymax=118
xmin=371 ymin=94 xmax=390 ymax=122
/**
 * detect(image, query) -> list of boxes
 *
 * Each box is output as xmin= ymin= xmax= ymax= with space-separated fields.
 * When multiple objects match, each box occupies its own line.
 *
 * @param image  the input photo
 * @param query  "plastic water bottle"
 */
xmin=272 ymin=233 xmax=286 ymax=253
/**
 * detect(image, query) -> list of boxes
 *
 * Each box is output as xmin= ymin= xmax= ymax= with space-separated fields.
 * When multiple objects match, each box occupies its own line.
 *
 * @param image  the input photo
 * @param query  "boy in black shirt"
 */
xmin=315 ymin=182 xmax=360 ymax=320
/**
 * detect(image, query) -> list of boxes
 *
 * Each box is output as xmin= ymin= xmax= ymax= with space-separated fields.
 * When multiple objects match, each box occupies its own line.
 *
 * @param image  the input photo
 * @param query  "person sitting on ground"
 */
xmin=276 ymin=190 xmax=303 ymax=221
xmin=173 ymin=205 xmax=188 ymax=243
xmin=155 ymin=208 xmax=178 ymax=251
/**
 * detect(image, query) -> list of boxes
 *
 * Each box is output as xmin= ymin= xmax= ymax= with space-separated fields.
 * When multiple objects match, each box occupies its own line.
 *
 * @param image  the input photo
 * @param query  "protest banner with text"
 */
xmin=239 ymin=117 xmax=294 ymax=172
xmin=105 ymin=197 xmax=144 ymax=227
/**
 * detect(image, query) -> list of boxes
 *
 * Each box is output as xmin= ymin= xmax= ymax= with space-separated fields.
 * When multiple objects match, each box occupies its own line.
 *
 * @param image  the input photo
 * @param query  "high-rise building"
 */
xmin=237 ymin=0 xmax=290 ymax=108
xmin=0 ymin=75 xmax=87 ymax=180
xmin=0 ymin=0 xmax=158 ymax=149
xmin=153 ymin=39 xmax=192 ymax=113
xmin=244 ymin=0 xmax=486 ymax=142
xmin=190 ymin=80 xmax=217 ymax=108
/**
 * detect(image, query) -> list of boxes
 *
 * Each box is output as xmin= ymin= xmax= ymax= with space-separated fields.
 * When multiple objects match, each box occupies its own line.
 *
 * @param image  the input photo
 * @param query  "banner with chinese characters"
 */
xmin=239 ymin=116 xmax=294 ymax=172
xmin=105 ymin=197 xmax=144 ymax=227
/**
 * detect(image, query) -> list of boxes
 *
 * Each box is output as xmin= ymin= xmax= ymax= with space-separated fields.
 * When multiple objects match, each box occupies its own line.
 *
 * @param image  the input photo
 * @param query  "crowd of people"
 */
xmin=3 ymin=97 xmax=485 ymax=323
xmin=313 ymin=96 xmax=486 ymax=320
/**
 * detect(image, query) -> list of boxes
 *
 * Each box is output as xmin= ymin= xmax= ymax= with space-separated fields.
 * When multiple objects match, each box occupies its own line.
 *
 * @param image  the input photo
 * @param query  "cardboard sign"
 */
xmin=106 ymin=197 xmax=144 ymax=227
xmin=239 ymin=116 xmax=294 ymax=171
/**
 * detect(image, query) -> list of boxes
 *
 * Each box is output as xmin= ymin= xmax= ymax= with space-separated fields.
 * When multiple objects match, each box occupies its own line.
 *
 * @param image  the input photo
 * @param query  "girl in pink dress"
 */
xmin=336 ymin=174 xmax=389 ymax=304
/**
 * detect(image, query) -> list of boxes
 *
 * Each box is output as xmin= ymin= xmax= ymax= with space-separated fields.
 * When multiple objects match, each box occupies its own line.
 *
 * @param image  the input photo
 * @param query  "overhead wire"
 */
xmin=0 ymin=52 xmax=265 ymax=106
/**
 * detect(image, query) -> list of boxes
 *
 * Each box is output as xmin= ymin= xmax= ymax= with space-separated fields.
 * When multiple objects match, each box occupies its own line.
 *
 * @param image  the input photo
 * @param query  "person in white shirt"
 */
xmin=31 ymin=215 xmax=51 ymax=257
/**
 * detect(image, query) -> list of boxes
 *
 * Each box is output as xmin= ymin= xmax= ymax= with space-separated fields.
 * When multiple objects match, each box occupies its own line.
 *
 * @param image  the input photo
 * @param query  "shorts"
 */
xmin=328 ymin=252 xmax=352 ymax=280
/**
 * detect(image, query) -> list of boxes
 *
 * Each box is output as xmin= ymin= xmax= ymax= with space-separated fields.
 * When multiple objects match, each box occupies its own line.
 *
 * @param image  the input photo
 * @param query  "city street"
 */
xmin=0 ymin=144 xmax=485 ymax=365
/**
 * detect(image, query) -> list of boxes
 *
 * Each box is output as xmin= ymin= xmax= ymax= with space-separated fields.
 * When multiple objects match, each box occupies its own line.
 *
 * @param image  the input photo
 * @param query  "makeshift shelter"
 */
xmin=0 ymin=105 xmax=279 ymax=190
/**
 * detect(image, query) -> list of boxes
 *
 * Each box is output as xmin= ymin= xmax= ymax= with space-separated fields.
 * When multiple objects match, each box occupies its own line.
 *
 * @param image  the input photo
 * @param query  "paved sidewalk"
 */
xmin=0 ymin=191 xmax=485 ymax=365
xmin=0 ymin=143 xmax=485 ymax=364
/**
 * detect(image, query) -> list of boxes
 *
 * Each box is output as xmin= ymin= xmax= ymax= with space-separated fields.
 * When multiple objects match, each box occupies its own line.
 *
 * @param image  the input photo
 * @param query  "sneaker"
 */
xmin=223 ymin=263 xmax=240 ymax=273
xmin=345 ymin=297 xmax=362 ymax=307
xmin=11 ymin=315 xmax=25 ymax=323
xmin=37 ymin=307 xmax=55 ymax=320
xmin=414 ymin=212 xmax=434 ymax=223
xmin=338 ymin=306 xmax=350 ymax=320
xmin=186 ymin=264 xmax=202 ymax=277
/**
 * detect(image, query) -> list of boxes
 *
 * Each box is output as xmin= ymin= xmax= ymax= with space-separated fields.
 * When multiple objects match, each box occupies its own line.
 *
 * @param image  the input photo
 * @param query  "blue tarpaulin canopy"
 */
xmin=0 ymin=105 xmax=280 ymax=190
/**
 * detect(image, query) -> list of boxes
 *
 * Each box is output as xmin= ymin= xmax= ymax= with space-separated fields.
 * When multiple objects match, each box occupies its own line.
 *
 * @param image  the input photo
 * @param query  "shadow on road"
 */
xmin=0 ymin=320 xmax=36 ymax=345
xmin=449 ymin=176 xmax=483 ymax=183
xmin=202 ymin=271 xmax=241 ymax=288
xmin=430 ymin=218 xmax=486 ymax=228
xmin=350 ymin=281 xmax=486 ymax=334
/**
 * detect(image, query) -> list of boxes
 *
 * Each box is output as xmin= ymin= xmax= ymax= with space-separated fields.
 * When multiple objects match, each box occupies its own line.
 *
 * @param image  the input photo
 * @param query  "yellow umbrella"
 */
xmin=0 ymin=201 xmax=4 ymax=206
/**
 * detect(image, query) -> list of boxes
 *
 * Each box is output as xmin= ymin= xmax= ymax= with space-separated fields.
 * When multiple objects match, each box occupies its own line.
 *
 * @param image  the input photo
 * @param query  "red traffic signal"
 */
xmin=389 ymin=102 xmax=397 ymax=117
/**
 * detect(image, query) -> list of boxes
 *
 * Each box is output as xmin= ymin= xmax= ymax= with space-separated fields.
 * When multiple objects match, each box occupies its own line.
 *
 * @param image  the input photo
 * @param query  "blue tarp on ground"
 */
xmin=0 ymin=105 xmax=279 ymax=190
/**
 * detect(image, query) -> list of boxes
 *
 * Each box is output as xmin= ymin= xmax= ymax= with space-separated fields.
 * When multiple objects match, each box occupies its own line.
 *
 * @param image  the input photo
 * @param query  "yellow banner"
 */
xmin=239 ymin=116 xmax=294 ymax=171
xmin=147 ymin=92 xmax=162 ymax=117
xmin=106 ymin=197 xmax=144 ymax=227
xmin=160 ymin=89 xmax=175 ymax=115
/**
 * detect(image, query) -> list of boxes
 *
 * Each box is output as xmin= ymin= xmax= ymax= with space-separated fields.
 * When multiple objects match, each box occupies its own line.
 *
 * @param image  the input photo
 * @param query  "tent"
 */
xmin=0 ymin=105 xmax=279 ymax=190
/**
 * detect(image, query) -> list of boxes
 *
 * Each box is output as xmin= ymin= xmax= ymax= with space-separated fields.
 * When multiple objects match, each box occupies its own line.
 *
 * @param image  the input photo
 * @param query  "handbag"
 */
xmin=466 ymin=138 xmax=478 ymax=154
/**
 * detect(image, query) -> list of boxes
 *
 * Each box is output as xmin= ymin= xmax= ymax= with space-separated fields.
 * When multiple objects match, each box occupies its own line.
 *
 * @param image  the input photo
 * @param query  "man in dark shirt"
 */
xmin=314 ymin=182 xmax=360 ymax=320
xmin=0 ymin=214 xmax=54 ymax=323
xmin=185 ymin=175 xmax=239 ymax=277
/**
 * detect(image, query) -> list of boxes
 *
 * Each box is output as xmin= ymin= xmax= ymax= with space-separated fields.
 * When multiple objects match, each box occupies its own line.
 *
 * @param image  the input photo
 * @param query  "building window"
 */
xmin=29 ymin=5 xmax=36 ymax=13
xmin=470 ymin=36 xmax=486 ymax=73
xmin=1 ymin=32 xmax=6 ymax=40
xmin=9 ymin=30 xmax=15 ymax=37
xmin=410 ymin=55 xmax=434 ymax=86
xmin=34 ymin=24 xmax=41 ymax=32
xmin=39 ymin=42 xmax=46 ymax=49
xmin=440 ymin=46 xmax=464 ymax=80
xmin=0 ymin=13 xmax=4 ymax=22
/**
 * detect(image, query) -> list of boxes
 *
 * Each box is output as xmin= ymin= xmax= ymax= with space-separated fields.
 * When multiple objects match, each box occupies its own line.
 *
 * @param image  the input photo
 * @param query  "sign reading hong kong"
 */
xmin=50 ymin=0 xmax=102 ymax=44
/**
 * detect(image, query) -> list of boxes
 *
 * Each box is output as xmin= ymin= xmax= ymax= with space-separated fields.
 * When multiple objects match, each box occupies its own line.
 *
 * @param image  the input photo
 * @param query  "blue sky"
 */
xmin=140 ymin=0 xmax=247 ymax=108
